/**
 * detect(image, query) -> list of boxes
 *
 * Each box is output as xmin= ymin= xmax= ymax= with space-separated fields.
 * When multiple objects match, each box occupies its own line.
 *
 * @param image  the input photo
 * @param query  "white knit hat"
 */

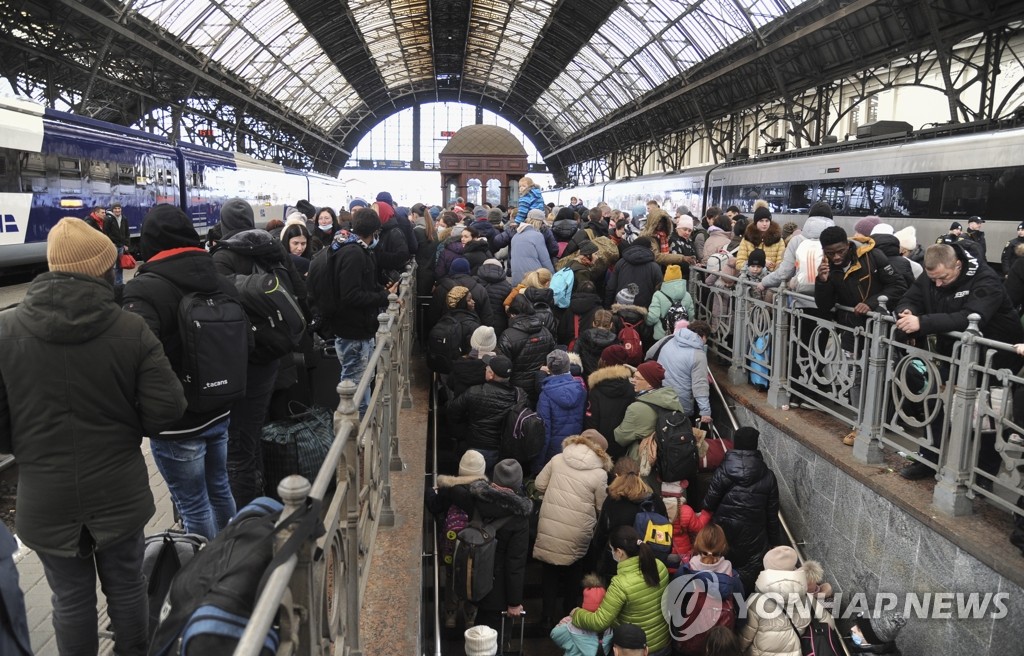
xmin=894 ymin=226 xmax=917 ymax=252
xmin=470 ymin=326 xmax=497 ymax=354
xmin=459 ymin=450 xmax=486 ymax=479
xmin=464 ymin=625 xmax=498 ymax=656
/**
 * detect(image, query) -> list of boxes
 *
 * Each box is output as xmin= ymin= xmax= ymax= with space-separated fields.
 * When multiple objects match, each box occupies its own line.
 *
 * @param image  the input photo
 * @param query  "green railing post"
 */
xmin=853 ymin=298 xmax=888 ymax=464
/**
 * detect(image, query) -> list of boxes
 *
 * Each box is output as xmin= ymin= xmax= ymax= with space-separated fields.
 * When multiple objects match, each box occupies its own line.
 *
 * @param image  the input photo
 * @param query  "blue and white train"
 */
xmin=552 ymin=123 xmax=1024 ymax=259
xmin=0 ymin=97 xmax=347 ymax=267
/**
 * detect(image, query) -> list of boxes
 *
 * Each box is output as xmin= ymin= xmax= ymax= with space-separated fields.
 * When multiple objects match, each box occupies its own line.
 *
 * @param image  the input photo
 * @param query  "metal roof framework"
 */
xmin=0 ymin=0 xmax=1021 ymax=178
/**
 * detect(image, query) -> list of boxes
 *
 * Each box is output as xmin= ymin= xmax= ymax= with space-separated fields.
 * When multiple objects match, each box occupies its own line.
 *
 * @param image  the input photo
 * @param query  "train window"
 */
xmin=59 ymin=158 xmax=82 ymax=194
xmin=940 ymin=174 xmax=990 ymax=216
xmin=847 ymin=180 xmax=885 ymax=216
xmin=788 ymin=184 xmax=812 ymax=214
xmin=88 ymin=161 xmax=110 ymax=182
xmin=118 ymin=165 xmax=135 ymax=185
xmin=885 ymin=177 xmax=932 ymax=217
xmin=985 ymin=166 xmax=1024 ymax=221
xmin=818 ymin=183 xmax=846 ymax=213
xmin=738 ymin=186 xmax=761 ymax=211
xmin=22 ymin=152 xmax=45 ymax=172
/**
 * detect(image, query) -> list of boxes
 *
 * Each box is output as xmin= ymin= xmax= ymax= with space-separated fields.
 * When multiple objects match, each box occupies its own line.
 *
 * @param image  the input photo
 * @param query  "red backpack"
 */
xmin=618 ymin=320 xmax=643 ymax=365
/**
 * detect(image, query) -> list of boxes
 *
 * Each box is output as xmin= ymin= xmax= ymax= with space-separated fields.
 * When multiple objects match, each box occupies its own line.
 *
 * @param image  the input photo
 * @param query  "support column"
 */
xmin=854 ymin=299 xmax=888 ymax=464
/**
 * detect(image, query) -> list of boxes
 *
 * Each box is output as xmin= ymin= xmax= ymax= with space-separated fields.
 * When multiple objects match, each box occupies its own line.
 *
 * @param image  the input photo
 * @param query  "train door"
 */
xmin=708 ymin=175 xmax=725 ymax=210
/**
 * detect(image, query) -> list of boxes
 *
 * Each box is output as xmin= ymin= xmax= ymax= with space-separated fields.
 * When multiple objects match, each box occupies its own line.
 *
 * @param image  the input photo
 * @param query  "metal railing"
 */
xmin=235 ymin=263 xmax=416 ymax=656
xmin=688 ymin=264 xmax=1024 ymax=521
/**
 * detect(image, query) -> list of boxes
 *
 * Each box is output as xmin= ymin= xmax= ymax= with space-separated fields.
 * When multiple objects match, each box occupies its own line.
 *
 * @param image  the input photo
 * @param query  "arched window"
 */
xmin=486 ymin=179 xmax=502 ymax=206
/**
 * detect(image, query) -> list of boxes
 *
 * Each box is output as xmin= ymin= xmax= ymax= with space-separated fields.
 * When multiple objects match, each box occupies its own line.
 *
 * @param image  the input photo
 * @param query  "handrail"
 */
xmin=430 ymin=374 xmax=442 ymax=656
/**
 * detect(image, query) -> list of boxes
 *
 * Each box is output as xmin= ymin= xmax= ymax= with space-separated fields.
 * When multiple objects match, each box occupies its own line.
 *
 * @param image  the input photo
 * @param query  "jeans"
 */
xmin=228 ymin=359 xmax=279 ymax=508
xmin=151 ymin=418 xmax=236 ymax=539
xmin=114 ymin=246 xmax=124 ymax=286
xmin=37 ymin=529 xmax=148 ymax=656
xmin=336 ymin=337 xmax=374 ymax=415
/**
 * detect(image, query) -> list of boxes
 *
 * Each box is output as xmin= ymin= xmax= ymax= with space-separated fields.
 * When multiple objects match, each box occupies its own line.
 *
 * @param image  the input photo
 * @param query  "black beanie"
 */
xmin=819 ymin=225 xmax=848 ymax=248
xmin=140 ymin=204 xmax=201 ymax=261
xmin=733 ymin=218 xmax=747 ymax=237
xmin=734 ymin=426 xmax=760 ymax=450
xmin=753 ymin=206 xmax=772 ymax=221
xmin=747 ymin=248 xmax=766 ymax=267
xmin=219 ymin=198 xmax=255 ymax=238
xmin=295 ymin=199 xmax=316 ymax=220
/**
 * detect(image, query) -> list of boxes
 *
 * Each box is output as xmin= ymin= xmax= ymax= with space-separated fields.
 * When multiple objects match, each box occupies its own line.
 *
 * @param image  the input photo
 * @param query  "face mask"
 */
xmin=850 ymin=632 xmax=864 ymax=646
xmin=369 ymin=236 xmax=379 ymax=249
xmin=318 ymin=224 xmax=332 ymax=231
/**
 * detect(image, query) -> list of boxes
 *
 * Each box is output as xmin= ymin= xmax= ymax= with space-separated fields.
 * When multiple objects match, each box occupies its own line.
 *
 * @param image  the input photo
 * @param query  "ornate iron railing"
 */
xmin=235 ymin=263 xmax=415 ymax=656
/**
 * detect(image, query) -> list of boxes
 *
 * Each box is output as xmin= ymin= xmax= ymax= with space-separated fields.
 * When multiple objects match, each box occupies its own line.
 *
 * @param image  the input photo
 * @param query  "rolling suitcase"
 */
xmin=310 ymin=336 xmax=343 ymax=411
xmin=499 ymin=610 xmax=526 ymax=656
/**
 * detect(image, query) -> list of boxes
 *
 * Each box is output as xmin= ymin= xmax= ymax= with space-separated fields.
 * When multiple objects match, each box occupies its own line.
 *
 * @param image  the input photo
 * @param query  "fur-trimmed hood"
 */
xmin=588 ymin=364 xmax=632 ymax=388
xmin=560 ymin=434 xmax=614 ymax=472
xmin=640 ymin=209 xmax=674 ymax=237
xmin=436 ymin=474 xmax=486 ymax=489
xmin=468 ymin=479 xmax=532 ymax=516
xmin=611 ymin=303 xmax=648 ymax=318
xmin=742 ymin=219 xmax=783 ymax=247
xmin=801 ymin=560 xmax=824 ymax=584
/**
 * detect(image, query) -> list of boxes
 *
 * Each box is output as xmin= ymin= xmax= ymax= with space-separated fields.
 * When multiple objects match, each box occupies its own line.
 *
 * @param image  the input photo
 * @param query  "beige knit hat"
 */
xmin=446 ymin=285 xmax=470 ymax=309
xmin=47 ymin=217 xmax=117 ymax=278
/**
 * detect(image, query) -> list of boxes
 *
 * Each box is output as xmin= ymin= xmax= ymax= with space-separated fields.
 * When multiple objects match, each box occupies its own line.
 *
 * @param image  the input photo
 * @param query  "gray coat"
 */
xmin=656 ymin=327 xmax=711 ymax=417
xmin=510 ymin=224 xmax=553 ymax=285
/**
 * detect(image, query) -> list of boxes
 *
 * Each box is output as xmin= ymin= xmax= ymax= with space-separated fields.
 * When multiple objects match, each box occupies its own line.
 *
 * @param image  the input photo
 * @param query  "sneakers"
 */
xmin=842 ymin=430 xmax=857 ymax=446
xmin=900 ymin=461 xmax=934 ymax=480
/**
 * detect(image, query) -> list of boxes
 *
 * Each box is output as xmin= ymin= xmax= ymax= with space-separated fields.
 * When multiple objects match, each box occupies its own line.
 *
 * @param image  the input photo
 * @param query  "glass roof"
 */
xmin=124 ymin=0 xmax=805 ymax=141
xmin=541 ymin=0 xmax=804 ymax=134
xmin=129 ymin=0 xmax=362 ymax=129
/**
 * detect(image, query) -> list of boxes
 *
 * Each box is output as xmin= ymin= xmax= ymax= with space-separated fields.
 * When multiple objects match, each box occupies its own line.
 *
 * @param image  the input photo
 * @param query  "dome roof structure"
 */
xmin=440 ymin=125 xmax=527 ymax=157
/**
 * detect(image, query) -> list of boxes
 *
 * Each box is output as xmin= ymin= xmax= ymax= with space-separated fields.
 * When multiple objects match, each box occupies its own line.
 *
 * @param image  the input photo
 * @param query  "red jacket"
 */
xmin=673 ymin=505 xmax=712 ymax=561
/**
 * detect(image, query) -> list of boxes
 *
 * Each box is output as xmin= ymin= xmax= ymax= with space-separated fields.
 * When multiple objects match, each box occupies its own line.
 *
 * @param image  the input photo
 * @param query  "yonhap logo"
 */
xmin=662 ymin=571 xmax=725 ymax=642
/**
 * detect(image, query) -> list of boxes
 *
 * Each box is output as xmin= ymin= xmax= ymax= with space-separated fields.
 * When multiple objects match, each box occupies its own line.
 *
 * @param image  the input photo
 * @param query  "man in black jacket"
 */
xmin=703 ymin=427 xmax=781 ymax=594
xmin=896 ymin=242 xmax=1024 ymax=478
xmin=330 ymin=207 xmax=394 ymax=415
xmin=123 ymin=204 xmax=247 ymax=538
xmin=446 ymin=355 xmax=522 ymax=474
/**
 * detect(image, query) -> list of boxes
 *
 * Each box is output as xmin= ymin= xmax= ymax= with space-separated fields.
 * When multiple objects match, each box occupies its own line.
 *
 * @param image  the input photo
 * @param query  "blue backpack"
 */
xmin=750 ymin=334 xmax=771 ymax=391
xmin=550 ymin=267 xmax=574 ymax=309
xmin=633 ymin=499 xmax=673 ymax=560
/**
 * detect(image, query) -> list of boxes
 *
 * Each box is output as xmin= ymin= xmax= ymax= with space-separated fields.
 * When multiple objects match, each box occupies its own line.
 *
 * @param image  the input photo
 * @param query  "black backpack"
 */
xmin=640 ymin=401 xmax=698 ymax=482
xmin=451 ymin=510 xmax=513 ymax=603
xmin=500 ymin=390 xmax=546 ymax=473
xmin=656 ymin=290 xmax=689 ymax=335
xmin=426 ymin=313 xmax=465 ymax=374
xmin=142 ymin=531 xmax=206 ymax=642
xmin=306 ymin=240 xmax=342 ymax=321
xmin=148 ymin=497 xmax=324 ymax=656
xmin=232 ymin=262 xmax=306 ymax=364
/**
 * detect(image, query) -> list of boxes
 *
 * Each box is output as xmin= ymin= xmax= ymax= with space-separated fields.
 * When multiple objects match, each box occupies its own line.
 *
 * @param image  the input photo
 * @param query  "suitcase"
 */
xmin=310 ymin=337 xmax=343 ymax=411
xmin=499 ymin=610 xmax=526 ymax=656
xmin=142 ymin=531 xmax=207 ymax=637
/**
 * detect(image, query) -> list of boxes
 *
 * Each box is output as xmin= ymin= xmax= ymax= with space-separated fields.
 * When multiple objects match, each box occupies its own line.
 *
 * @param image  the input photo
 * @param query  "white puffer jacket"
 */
xmin=739 ymin=568 xmax=814 ymax=656
xmin=532 ymin=435 xmax=613 ymax=566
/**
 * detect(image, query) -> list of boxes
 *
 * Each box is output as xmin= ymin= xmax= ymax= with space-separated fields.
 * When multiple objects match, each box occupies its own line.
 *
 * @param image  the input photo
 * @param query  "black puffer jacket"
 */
xmin=211 ymin=228 xmax=307 ymax=303
xmin=327 ymin=239 xmax=390 ymax=340
xmin=584 ymin=365 xmax=636 ymax=460
xmin=430 ymin=273 xmax=495 ymax=329
xmin=123 ymin=248 xmax=246 ymax=439
xmin=462 ymin=239 xmax=493 ymax=275
xmin=376 ymin=217 xmax=411 ymax=279
xmin=702 ymin=449 xmax=781 ymax=592
xmin=498 ymin=314 xmax=556 ymax=399
xmin=447 ymin=379 xmax=521 ymax=451
xmin=450 ymin=480 xmax=532 ymax=611
xmin=872 ymin=233 xmax=914 ymax=288
xmin=552 ymin=217 xmax=578 ymax=243
xmin=573 ymin=327 xmax=618 ymax=379
xmin=606 ymin=243 xmax=662 ymax=308
xmin=476 ymin=261 xmax=512 ymax=336
xmin=558 ymin=291 xmax=604 ymax=345
xmin=413 ymin=226 xmax=437 ymax=297
xmin=522 ymin=286 xmax=559 ymax=337
xmin=450 ymin=356 xmax=488 ymax=398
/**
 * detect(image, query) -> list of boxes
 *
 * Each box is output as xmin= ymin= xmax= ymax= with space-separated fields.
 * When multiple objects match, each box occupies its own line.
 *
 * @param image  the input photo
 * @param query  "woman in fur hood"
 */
xmin=735 ymin=200 xmax=785 ymax=272
xmin=640 ymin=209 xmax=687 ymax=267
xmin=533 ymin=431 xmax=614 ymax=625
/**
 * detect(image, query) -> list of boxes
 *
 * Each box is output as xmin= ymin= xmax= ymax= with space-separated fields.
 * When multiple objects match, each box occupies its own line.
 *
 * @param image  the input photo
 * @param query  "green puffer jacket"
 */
xmin=614 ymin=386 xmax=683 ymax=462
xmin=571 ymin=556 xmax=670 ymax=652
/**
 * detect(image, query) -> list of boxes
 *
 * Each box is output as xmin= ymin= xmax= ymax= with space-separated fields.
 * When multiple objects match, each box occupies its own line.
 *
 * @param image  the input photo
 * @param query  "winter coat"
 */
xmin=550 ymin=622 xmax=612 ymax=656
xmin=462 ymin=238 xmax=493 ymax=275
xmin=559 ymin=291 xmax=604 ymax=345
xmin=449 ymin=356 xmax=488 ymax=398
xmin=656 ymin=328 xmax=711 ymax=417
xmin=498 ymin=314 xmax=556 ymax=399
xmin=572 ymin=556 xmax=671 ymax=653
xmin=759 ymin=214 xmax=834 ymax=297
xmin=606 ymin=242 xmax=662 ymax=308
xmin=375 ymin=217 xmax=411 ymax=277
xmin=702 ymin=449 xmax=782 ymax=591
xmin=122 ymin=248 xmax=247 ymax=439
xmin=739 ymin=568 xmax=813 ymax=656
xmin=446 ymin=379 xmax=521 ymax=452
xmin=430 ymin=273 xmax=496 ymax=329
xmin=522 ymin=286 xmax=560 ymax=336
xmin=104 ymin=211 xmax=130 ymax=249
xmin=736 ymin=221 xmax=786 ymax=272
xmin=966 ymin=228 xmax=987 ymax=260
xmin=510 ymin=224 xmax=554 ymax=285
xmin=552 ymin=217 xmax=579 ymax=243
xmin=612 ymin=303 xmax=652 ymax=353
xmin=701 ymin=227 xmax=732 ymax=265
xmin=535 ymin=375 xmax=588 ymax=474
xmin=515 ymin=186 xmax=546 ymax=223
xmin=462 ymin=480 xmax=533 ymax=611
xmin=672 ymin=504 xmax=712 ymax=559
xmin=533 ymin=435 xmax=613 ymax=565
xmin=423 ymin=473 xmax=486 ymax=517
xmin=0 ymin=272 xmax=186 ymax=556
xmin=898 ymin=241 xmax=1023 ymax=364
xmin=573 ymin=327 xmax=618 ymax=379
xmin=585 ymin=366 xmax=636 ymax=460
xmin=814 ymin=237 xmax=907 ymax=348
xmin=0 ymin=524 xmax=31 ymax=656
xmin=640 ymin=212 xmax=686 ymax=268
xmin=211 ymin=228 xmax=307 ymax=303
xmin=413 ymin=227 xmax=437 ymax=296
xmin=470 ymin=218 xmax=500 ymax=245
xmin=592 ymin=494 xmax=666 ymax=578
xmin=1001 ymin=237 xmax=1024 ymax=274
xmin=326 ymin=238 xmax=390 ymax=340
xmin=647 ymin=280 xmax=696 ymax=340
xmin=614 ymin=386 xmax=683 ymax=462
xmin=476 ymin=261 xmax=512 ymax=336
xmin=434 ymin=238 xmax=465 ymax=280
xmin=871 ymin=233 xmax=915 ymax=288
xmin=671 ymin=567 xmax=745 ymax=656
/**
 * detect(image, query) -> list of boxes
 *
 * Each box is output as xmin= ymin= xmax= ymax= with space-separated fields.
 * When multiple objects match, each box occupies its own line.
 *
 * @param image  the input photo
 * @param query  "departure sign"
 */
xmin=440 ymin=131 xmax=455 ymax=138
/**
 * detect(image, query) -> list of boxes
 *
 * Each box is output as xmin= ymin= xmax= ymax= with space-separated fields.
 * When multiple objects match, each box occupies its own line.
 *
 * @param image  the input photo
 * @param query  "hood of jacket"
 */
xmin=215 ymin=228 xmax=288 ymax=264
xmin=468 ymin=479 xmax=532 ymax=516
xmin=755 ymin=567 xmax=808 ymax=596
xmin=542 ymin=374 xmax=587 ymax=410
xmin=641 ymin=210 xmax=674 ymax=237
xmin=136 ymin=249 xmax=223 ymax=295
xmin=636 ymin=385 xmax=682 ymax=411
xmin=219 ymin=198 xmax=255 ymax=238
xmin=672 ymin=326 xmax=705 ymax=350
xmin=743 ymin=220 xmax=783 ymax=247
xmin=524 ymin=286 xmax=555 ymax=307
xmin=583 ymin=327 xmax=618 ymax=349
xmin=509 ymin=313 xmax=546 ymax=334
xmin=560 ymin=434 xmax=613 ymax=472
xmin=720 ymin=449 xmax=771 ymax=488
xmin=872 ymin=233 xmax=901 ymax=257
xmin=437 ymin=473 xmax=487 ymax=488
xmin=937 ymin=241 xmax=982 ymax=293
xmin=658 ymin=279 xmax=688 ymax=301
xmin=569 ymin=291 xmax=603 ymax=314
xmin=463 ymin=239 xmax=491 ymax=255
xmin=839 ymin=235 xmax=878 ymax=281
xmin=140 ymin=205 xmax=202 ymax=260
xmin=622 ymin=242 xmax=656 ymax=265
xmin=611 ymin=303 xmax=648 ymax=319
xmin=476 ymin=260 xmax=506 ymax=283
xmin=588 ymin=364 xmax=632 ymax=388
xmin=16 ymin=272 xmax=119 ymax=344
xmin=801 ymin=215 xmax=834 ymax=240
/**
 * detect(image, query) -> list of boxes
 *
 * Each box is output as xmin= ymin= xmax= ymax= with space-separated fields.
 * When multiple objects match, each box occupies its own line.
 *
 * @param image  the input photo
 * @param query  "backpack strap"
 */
xmin=573 ymin=314 xmax=580 ymax=339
